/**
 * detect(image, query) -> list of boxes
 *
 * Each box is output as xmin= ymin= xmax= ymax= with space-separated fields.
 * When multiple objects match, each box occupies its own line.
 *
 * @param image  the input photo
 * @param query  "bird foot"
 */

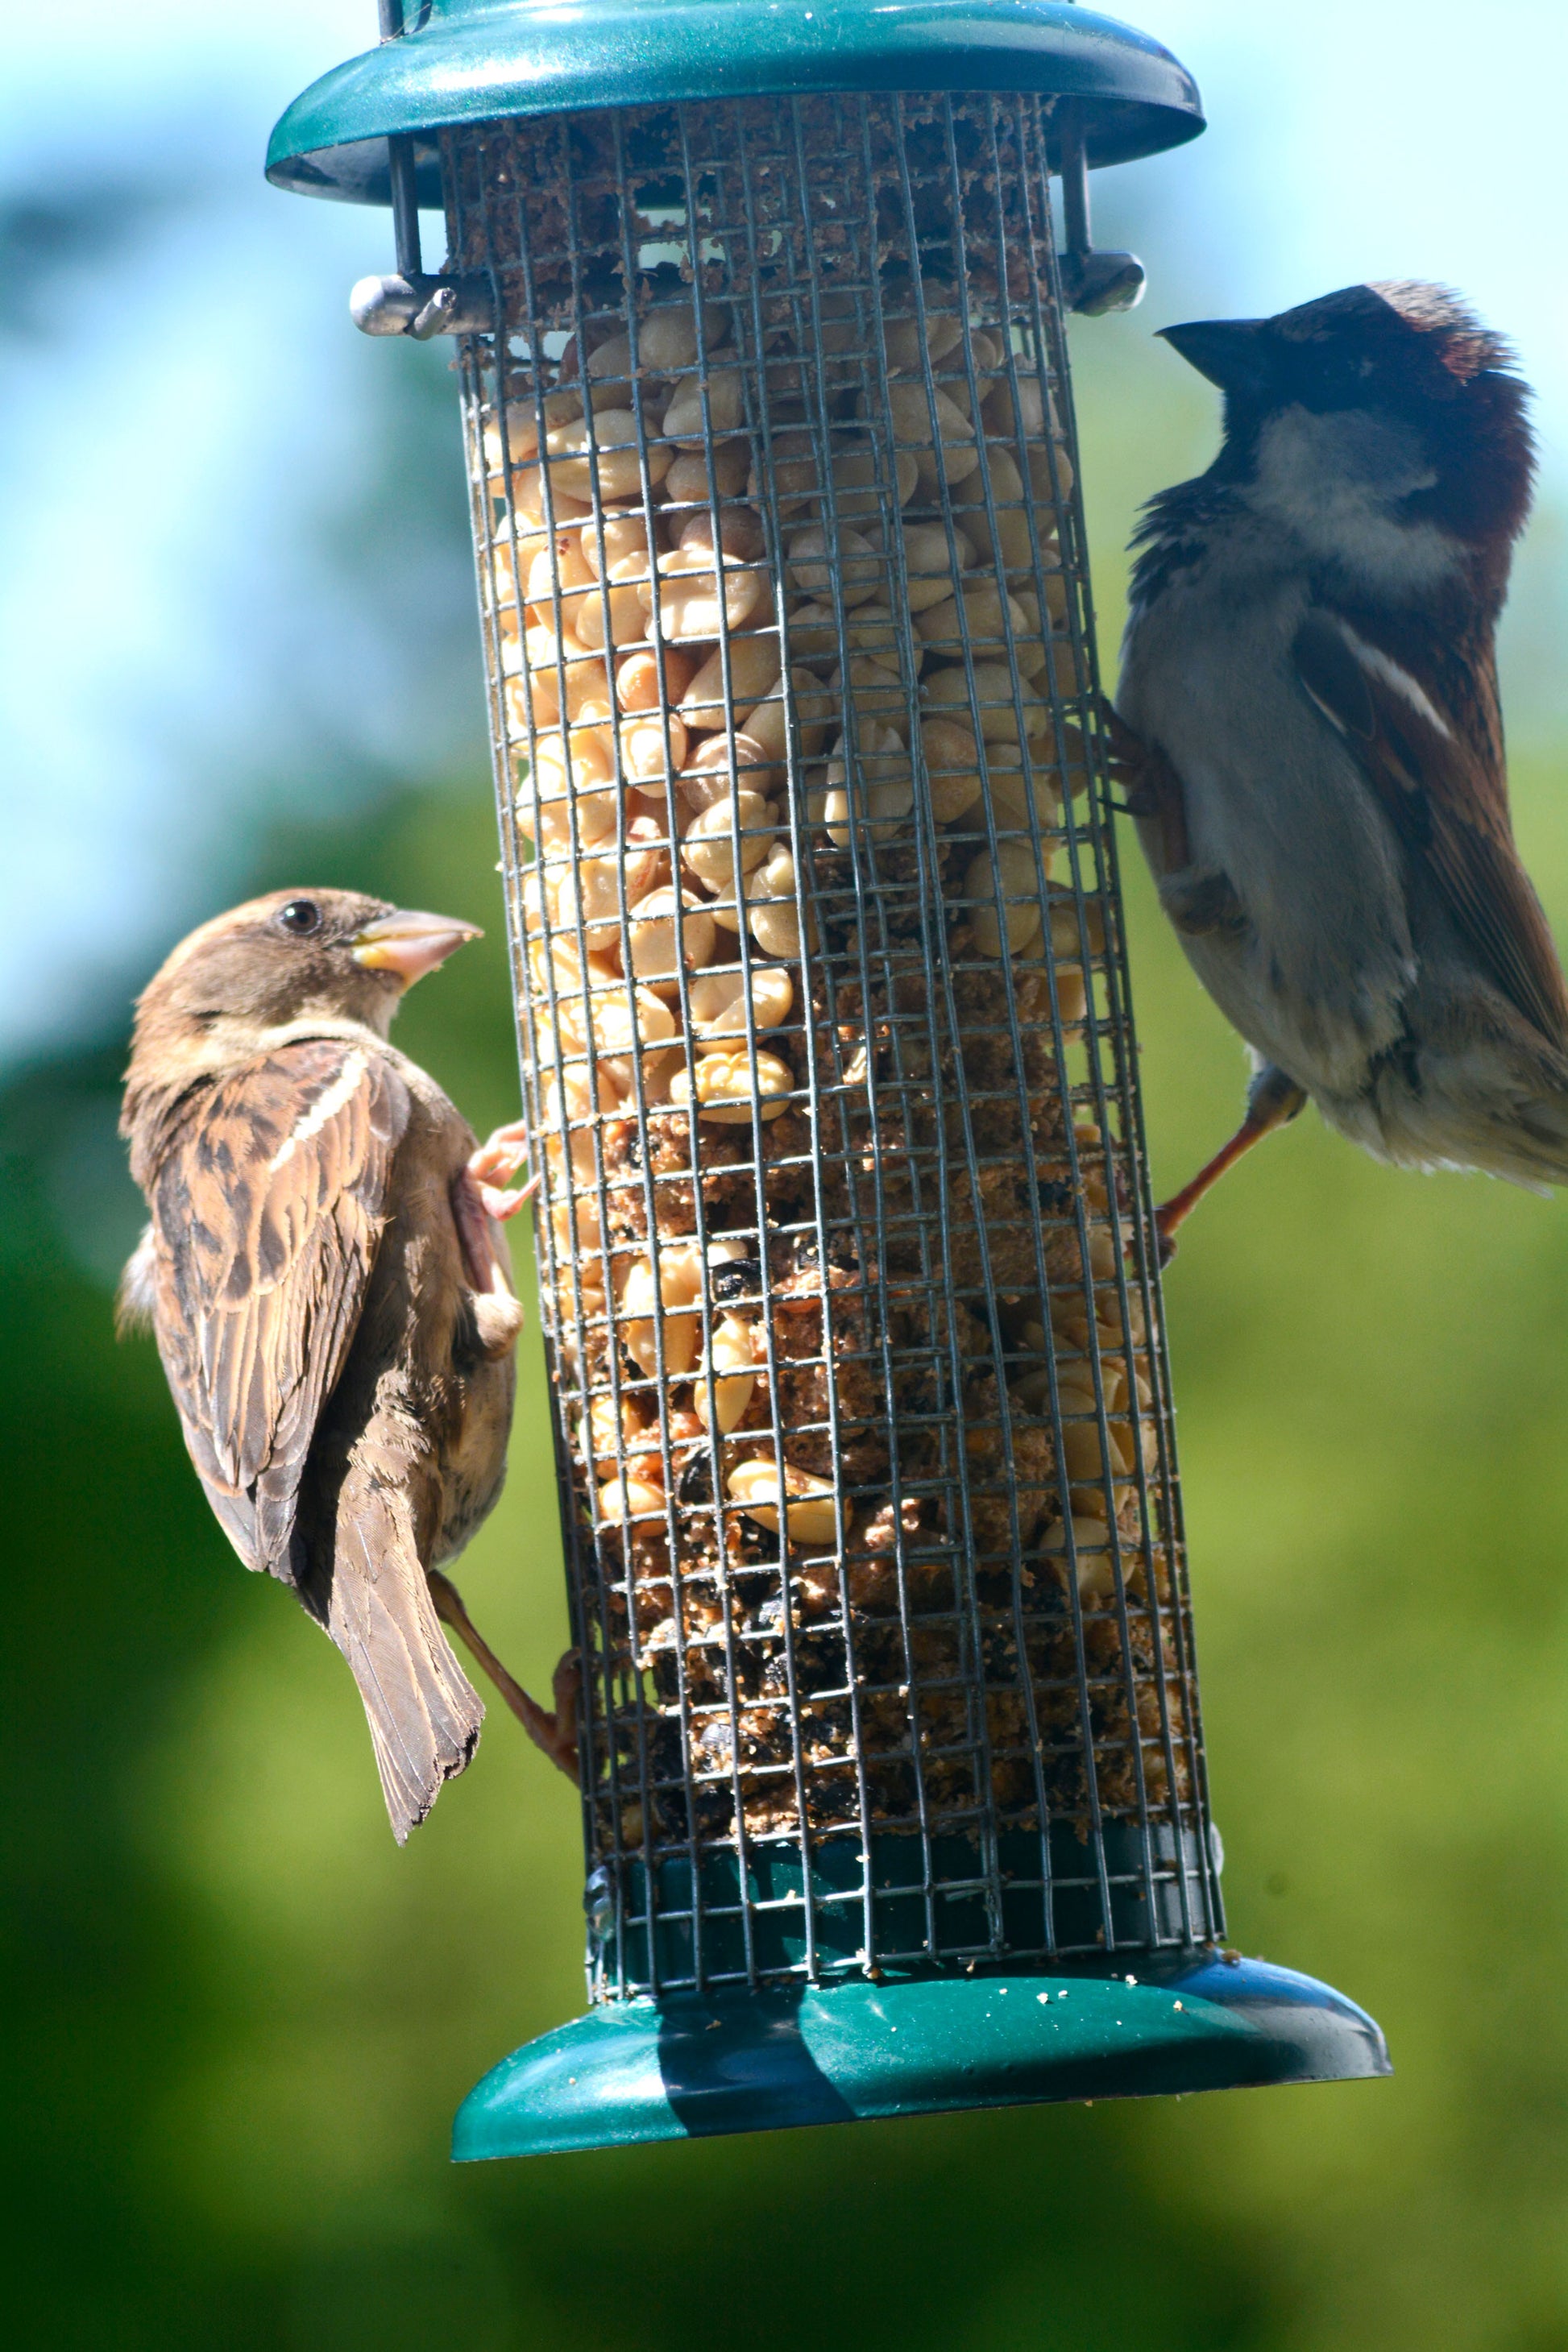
xmin=1153 ymin=1067 xmax=1308 ymax=1255
xmin=1099 ymin=699 xmax=1192 ymax=872
xmin=1158 ymin=867 xmax=1249 ymax=941
xmin=428 ymin=1570 xmax=581 ymax=1786
xmin=450 ymin=1164 xmax=524 ymax=1354
xmin=490 ymin=1647 xmax=580 ymax=1784
xmin=1150 ymin=1205 xmax=1183 ymax=1268
xmin=533 ymin=1651 xmax=582 ymax=1782
xmin=467 ymin=1118 xmax=539 ymax=1222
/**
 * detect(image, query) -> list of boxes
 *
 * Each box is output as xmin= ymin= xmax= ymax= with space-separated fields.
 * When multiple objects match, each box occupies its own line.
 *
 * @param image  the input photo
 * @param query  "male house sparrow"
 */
xmin=1114 ymin=281 xmax=1568 ymax=1245
xmin=119 ymin=888 xmax=576 ymax=1840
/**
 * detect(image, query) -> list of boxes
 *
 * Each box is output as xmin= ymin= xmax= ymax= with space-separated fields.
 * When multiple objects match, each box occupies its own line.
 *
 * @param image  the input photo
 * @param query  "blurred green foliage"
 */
xmin=5 ymin=317 xmax=1568 ymax=2352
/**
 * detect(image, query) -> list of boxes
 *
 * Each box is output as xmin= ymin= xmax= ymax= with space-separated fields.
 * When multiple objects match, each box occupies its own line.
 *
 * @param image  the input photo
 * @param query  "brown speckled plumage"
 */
xmin=119 ymin=888 xmax=534 ymax=1841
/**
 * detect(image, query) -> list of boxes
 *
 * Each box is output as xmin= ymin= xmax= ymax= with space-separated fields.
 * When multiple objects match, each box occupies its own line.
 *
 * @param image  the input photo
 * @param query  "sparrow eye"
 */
xmin=277 ymin=898 xmax=322 ymax=937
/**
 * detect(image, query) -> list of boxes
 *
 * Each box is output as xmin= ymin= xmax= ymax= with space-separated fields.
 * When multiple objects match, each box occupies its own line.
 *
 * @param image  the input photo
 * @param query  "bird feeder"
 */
xmin=268 ymin=0 xmax=1389 ymax=2157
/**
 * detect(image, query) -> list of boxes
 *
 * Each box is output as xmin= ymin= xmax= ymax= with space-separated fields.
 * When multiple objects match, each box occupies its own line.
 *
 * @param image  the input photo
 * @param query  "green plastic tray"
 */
xmin=455 ymin=1955 xmax=1390 ymax=2158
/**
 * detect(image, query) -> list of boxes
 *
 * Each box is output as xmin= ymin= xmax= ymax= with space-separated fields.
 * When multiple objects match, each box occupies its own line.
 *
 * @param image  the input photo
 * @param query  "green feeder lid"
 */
xmin=267 ymin=0 xmax=1204 ymax=206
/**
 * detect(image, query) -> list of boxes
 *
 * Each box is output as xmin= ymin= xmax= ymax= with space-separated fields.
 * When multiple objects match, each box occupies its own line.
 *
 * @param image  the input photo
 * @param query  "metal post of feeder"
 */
xmin=268 ymin=1 xmax=1390 ymax=2159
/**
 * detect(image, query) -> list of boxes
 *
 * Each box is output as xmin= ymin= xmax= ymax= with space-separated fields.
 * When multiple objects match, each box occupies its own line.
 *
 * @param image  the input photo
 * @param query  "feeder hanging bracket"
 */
xmin=1056 ymin=102 xmax=1146 ymax=315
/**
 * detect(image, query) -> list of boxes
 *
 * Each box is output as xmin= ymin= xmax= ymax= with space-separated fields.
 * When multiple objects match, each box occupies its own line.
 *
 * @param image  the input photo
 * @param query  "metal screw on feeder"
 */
xmin=268 ymin=0 xmax=1391 ymax=2157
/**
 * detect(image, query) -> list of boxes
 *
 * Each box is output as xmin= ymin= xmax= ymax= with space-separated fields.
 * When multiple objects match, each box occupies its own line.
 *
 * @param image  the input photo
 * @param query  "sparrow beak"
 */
xmin=1158 ymin=317 xmax=1271 ymax=400
xmin=351 ymin=908 xmax=482 ymax=989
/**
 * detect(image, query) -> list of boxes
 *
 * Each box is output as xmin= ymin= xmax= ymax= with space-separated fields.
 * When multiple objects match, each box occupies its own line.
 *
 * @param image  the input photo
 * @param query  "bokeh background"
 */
xmin=6 ymin=5 xmax=1567 ymax=2346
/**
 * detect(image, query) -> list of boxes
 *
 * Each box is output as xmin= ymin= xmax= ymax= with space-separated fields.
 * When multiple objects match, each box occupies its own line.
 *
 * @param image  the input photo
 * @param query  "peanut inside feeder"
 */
xmin=458 ymin=93 xmax=1208 ymax=1974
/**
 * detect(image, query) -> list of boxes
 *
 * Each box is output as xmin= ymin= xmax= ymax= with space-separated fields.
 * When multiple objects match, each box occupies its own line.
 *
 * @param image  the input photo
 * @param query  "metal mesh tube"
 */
xmin=445 ymin=89 xmax=1222 ymax=1997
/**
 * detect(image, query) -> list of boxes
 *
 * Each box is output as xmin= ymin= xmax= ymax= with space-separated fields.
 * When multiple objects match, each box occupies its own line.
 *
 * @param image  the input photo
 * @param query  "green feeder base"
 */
xmin=454 ymin=1955 xmax=1389 ymax=2159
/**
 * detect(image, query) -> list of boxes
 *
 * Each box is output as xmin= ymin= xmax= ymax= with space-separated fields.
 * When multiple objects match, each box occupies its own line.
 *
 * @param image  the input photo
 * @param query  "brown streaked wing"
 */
xmin=148 ymin=1039 xmax=411 ymax=1579
xmin=1292 ymin=604 xmax=1568 ymax=1049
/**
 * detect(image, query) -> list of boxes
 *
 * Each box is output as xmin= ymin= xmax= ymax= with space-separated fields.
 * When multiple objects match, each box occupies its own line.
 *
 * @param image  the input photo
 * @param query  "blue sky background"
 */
xmin=3 ymin=0 xmax=1566 ymax=1062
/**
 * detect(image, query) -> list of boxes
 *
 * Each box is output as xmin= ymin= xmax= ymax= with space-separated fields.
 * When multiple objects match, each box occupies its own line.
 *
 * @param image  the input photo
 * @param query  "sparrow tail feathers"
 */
xmin=309 ymin=1479 xmax=484 ymax=1842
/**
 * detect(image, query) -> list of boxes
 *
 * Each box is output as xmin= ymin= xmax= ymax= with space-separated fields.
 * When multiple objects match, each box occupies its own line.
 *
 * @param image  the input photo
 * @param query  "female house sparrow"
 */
xmin=118 ymin=888 xmax=576 ymax=1840
xmin=1114 ymin=280 xmax=1568 ymax=1246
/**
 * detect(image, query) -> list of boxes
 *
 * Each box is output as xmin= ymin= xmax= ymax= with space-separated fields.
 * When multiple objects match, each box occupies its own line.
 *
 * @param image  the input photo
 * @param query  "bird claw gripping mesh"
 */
xmin=448 ymin=89 xmax=1222 ymax=1998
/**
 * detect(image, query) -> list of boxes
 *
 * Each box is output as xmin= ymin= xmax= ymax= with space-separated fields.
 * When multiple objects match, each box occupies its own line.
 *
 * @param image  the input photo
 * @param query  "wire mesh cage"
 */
xmin=454 ymin=89 xmax=1218 ymax=1990
xmin=268 ymin=0 xmax=1390 ymax=2155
